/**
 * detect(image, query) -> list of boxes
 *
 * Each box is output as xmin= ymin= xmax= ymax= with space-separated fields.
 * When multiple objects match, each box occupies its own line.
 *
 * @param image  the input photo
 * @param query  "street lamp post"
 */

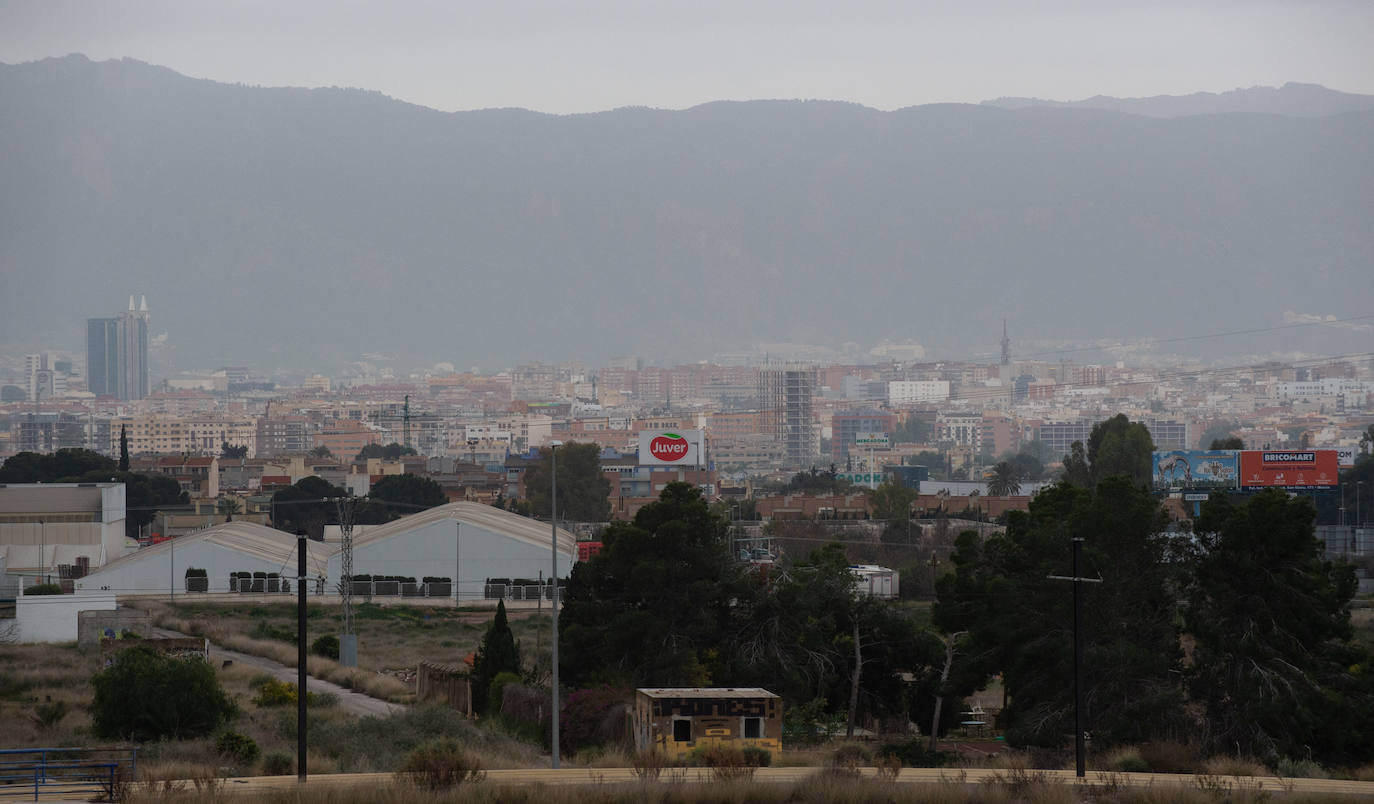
xmin=549 ymin=440 xmax=563 ymax=769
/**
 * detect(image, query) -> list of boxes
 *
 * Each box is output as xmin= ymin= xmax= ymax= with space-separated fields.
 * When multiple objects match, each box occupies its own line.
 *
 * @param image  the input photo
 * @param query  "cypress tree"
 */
xmin=470 ymin=600 xmax=521 ymax=714
xmin=119 ymin=425 xmax=130 ymax=471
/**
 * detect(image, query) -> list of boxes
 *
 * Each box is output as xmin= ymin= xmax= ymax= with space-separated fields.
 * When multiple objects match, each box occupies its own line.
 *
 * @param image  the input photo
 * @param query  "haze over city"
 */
xmin=2 ymin=1 xmax=1373 ymax=377
xmin=3 ymin=3 xmax=1374 ymax=795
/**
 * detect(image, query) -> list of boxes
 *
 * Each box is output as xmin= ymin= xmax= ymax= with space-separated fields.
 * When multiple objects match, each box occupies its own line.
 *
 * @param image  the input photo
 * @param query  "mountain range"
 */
xmin=1 ymin=55 xmax=1371 ymax=375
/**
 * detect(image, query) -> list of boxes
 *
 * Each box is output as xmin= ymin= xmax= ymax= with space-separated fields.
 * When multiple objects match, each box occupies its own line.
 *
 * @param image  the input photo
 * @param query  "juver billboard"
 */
xmin=1239 ymin=450 xmax=1339 ymax=490
xmin=1152 ymin=450 xmax=1239 ymax=491
xmin=638 ymin=429 xmax=704 ymax=466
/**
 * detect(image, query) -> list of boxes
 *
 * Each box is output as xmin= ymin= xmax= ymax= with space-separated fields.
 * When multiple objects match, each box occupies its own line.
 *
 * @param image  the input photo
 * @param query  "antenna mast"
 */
xmin=1000 ymin=319 xmax=1011 ymax=366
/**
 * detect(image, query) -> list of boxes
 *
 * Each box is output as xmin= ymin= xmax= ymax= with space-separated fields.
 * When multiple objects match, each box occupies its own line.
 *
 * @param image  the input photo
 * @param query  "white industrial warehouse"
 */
xmin=71 ymin=501 xmax=575 ymax=600
xmin=74 ymin=522 xmax=332 ymax=596
xmin=324 ymin=501 xmax=576 ymax=601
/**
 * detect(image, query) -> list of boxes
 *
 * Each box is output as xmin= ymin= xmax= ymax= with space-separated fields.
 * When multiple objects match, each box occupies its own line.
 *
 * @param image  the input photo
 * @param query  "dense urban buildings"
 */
xmin=2 ymin=304 xmax=1373 ymax=537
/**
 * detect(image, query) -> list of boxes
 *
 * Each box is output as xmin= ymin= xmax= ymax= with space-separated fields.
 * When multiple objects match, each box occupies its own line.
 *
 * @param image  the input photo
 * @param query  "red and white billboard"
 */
xmin=638 ymin=429 xmax=704 ymax=466
xmin=1239 ymin=450 xmax=1339 ymax=490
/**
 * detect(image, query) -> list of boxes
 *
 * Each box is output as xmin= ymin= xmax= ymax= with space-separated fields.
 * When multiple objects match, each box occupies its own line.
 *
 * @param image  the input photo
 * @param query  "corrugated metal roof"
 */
xmin=89 ymin=522 xmax=334 ymax=577
xmin=348 ymin=501 xmax=576 ymax=554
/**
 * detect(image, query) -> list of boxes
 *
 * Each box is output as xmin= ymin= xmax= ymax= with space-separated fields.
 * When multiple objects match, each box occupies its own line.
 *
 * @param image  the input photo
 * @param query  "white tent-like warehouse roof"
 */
xmin=327 ymin=501 xmax=576 ymax=600
xmin=76 ymin=522 xmax=334 ymax=596
xmin=347 ymin=501 xmax=575 ymax=554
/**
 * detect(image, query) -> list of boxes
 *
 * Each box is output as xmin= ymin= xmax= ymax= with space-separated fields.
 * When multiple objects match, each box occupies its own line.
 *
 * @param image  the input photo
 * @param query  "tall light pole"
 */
xmin=296 ymin=529 xmax=308 ymax=782
xmin=549 ymin=440 xmax=563 ymax=769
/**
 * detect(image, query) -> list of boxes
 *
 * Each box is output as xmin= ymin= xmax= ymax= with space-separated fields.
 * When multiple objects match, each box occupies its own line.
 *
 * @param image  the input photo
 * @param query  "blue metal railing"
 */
xmin=0 ymin=747 xmax=138 ymax=802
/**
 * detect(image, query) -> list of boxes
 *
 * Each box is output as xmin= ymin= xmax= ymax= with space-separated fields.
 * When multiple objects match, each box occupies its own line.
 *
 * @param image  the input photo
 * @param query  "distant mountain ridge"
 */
xmin=981 ymin=82 xmax=1374 ymax=118
xmin=1 ymin=56 xmax=1370 ymax=373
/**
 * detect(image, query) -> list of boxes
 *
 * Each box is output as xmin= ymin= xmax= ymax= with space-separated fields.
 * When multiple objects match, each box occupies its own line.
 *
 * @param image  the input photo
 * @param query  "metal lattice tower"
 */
xmin=336 ymin=496 xmax=355 ymax=637
xmin=1000 ymin=319 xmax=1011 ymax=366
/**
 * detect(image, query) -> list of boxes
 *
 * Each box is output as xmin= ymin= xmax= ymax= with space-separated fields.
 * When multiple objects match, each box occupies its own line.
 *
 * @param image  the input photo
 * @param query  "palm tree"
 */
xmin=216 ymin=496 xmax=242 ymax=522
xmin=986 ymin=461 xmax=1022 ymax=496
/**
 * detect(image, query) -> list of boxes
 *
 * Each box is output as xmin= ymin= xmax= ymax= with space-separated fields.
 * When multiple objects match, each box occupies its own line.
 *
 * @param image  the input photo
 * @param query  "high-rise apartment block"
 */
xmin=87 ymin=296 xmax=150 ymax=400
xmin=23 ymin=353 xmax=67 ymax=401
xmin=759 ymin=365 xmax=818 ymax=462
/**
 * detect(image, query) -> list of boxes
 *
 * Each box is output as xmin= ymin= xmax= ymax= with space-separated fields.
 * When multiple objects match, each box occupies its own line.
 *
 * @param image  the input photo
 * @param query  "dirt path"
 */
xmin=152 ymin=626 xmax=405 ymax=719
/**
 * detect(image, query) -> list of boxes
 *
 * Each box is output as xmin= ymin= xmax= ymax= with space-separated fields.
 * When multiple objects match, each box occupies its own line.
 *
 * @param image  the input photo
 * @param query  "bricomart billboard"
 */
xmin=1152 ymin=450 xmax=1239 ymax=491
xmin=638 ymin=429 xmax=704 ymax=466
xmin=1239 ymin=450 xmax=1339 ymax=490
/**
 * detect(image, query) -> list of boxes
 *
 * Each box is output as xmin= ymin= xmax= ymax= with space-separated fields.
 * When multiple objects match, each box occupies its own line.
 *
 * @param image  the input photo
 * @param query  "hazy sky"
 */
xmin=2 ymin=0 xmax=1372 ymax=114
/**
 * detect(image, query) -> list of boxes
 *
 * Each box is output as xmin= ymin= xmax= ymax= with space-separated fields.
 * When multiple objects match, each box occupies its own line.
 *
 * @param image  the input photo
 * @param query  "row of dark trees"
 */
xmin=559 ymin=481 xmax=950 ymax=739
xmin=556 ymin=422 xmax=1374 ymax=766
xmin=934 ymin=477 xmax=1372 ymax=764
xmin=268 ymin=473 xmax=448 ymax=538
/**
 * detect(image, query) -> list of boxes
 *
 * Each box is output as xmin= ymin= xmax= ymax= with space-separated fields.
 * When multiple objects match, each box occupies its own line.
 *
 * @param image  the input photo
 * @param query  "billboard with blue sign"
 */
xmin=1152 ymin=450 xmax=1239 ymax=492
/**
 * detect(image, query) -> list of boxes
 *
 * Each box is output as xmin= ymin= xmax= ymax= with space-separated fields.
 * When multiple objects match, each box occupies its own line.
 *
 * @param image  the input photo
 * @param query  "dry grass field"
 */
xmin=3 ymin=596 xmax=1372 ymax=789
xmin=142 ymin=599 xmax=554 ymax=702
xmin=112 ymin=773 xmax=1374 ymax=804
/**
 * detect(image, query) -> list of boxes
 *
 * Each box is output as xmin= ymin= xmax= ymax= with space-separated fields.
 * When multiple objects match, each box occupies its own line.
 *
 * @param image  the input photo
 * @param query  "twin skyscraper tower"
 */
xmin=87 ymin=295 xmax=149 ymax=401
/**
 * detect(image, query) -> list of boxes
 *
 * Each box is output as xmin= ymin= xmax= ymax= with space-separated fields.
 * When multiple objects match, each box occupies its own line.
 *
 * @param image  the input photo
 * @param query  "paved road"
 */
xmin=197 ymin=767 xmax=1374 ymax=798
xmin=151 ymin=626 xmax=404 ymax=718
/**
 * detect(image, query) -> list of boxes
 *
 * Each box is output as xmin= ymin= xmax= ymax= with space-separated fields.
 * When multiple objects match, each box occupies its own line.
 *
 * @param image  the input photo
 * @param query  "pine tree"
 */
xmin=470 ymin=600 xmax=520 ymax=715
xmin=1186 ymin=489 xmax=1372 ymax=764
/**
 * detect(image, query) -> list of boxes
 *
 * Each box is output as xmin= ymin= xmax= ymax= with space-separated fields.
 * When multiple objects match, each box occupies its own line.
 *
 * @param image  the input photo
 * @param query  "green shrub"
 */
xmin=829 ymin=742 xmax=871 ymax=777
xmin=215 ymin=731 xmax=260 ymax=765
xmin=875 ymin=738 xmax=954 ymax=768
xmin=254 ymin=678 xmax=298 ymax=707
xmin=397 ymin=738 xmax=484 ymax=788
xmin=1276 ymin=757 xmax=1328 ymax=779
xmin=261 ymin=751 xmax=294 ymax=776
xmin=487 ymin=671 xmax=521 ymax=714
xmin=1106 ymin=747 xmax=1150 ymax=773
xmin=91 ymin=646 xmax=236 ymax=740
xmin=685 ymin=743 xmax=767 ymax=780
xmin=250 ymin=620 xmax=297 ymax=644
xmin=741 ymin=745 xmax=773 ymax=768
xmin=30 ymin=699 xmax=68 ymax=730
xmin=782 ymin=697 xmax=838 ymax=745
xmin=311 ymin=634 xmax=340 ymax=660
xmin=253 ymin=678 xmax=332 ymax=707
xmin=24 ymin=583 xmax=63 ymax=595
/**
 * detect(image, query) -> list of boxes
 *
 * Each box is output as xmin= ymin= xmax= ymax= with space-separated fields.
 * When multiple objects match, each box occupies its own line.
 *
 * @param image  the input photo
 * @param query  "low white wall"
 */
xmin=15 ymin=590 xmax=118 ymax=643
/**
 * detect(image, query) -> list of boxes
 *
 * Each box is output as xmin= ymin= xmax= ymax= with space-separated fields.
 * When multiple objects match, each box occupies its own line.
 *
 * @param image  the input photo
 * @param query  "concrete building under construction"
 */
xmin=758 ymin=365 xmax=818 ymax=463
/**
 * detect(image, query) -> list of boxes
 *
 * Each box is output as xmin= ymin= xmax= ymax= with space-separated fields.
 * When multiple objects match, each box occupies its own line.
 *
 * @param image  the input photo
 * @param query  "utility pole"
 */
xmin=1048 ymin=537 xmax=1102 ymax=778
xmin=549 ymin=442 xmax=563 ymax=769
xmin=296 ymin=529 xmax=308 ymax=782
